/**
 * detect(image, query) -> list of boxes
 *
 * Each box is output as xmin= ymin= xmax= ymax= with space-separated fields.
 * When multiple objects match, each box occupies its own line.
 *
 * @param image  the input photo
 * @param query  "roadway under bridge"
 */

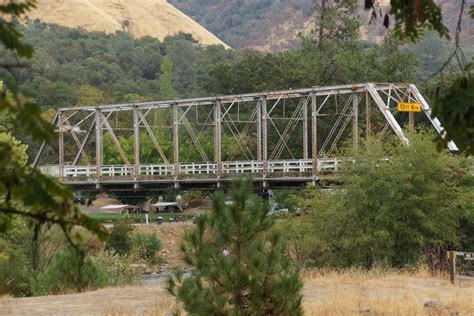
xmin=34 ymin=83 xmax=456 ymax=191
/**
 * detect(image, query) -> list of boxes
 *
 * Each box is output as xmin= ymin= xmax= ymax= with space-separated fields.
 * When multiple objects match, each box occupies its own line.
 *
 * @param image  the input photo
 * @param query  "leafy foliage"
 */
xmin=159 ymin=56 xmax=177 ymax=100
xmin=31 ymin=248 xmax=107 ymax=295
xmin=168 ymin=178 xmax=303 ymax=315
xmin=169 ymin=0 xmax=314 ymax=50
xmin=3 ymin=22 xmax=232 ymax=109
xmin=433 ymin=73 xmax=474 ymax=154
xmin=0 ymin=0 xmax=35 ymax=57
xmin=313 ymin=0 xmax=361 ymax=43
xmin=134 ymin=232 xmax=162 ymax=265
xmin=0 ymin=220 xmax=34 ymax=296
xmin=206 ymin=38 xmax=417 ymax=95
xmin=0 ymin=0 xmax=107 ymax=244
xmin=388 ymin=0 xmax=449 ymax=42
xmin=105 ymin=218 xmax=133 ymax=256
xmin=284 ymin=132 xmax=472 ymax=268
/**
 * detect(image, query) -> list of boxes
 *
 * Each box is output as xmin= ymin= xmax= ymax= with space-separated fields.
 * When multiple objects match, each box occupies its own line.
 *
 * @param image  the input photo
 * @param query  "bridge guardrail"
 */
xmin=39 ymin=158 xmax=348 ymax=182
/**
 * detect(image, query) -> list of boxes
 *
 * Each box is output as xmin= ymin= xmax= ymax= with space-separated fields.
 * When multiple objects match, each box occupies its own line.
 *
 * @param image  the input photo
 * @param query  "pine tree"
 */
xmin=167 ymin=178 xmax=303 ymax=315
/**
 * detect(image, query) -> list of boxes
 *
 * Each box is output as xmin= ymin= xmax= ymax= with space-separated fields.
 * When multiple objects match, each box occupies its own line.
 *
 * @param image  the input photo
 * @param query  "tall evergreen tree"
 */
xmin=167 ymin=178 xmax=303 ymax=315
xmin=159 ymin=56 xmax=177 ymax=100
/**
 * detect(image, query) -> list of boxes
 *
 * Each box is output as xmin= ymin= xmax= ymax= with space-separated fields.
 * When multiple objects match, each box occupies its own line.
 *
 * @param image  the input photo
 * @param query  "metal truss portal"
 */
xmin=34 ymin=83 xmax=457 ymax=189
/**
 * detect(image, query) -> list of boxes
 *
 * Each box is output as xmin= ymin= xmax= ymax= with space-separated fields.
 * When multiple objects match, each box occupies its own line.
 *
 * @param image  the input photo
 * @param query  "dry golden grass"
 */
xmin=23 ymin=0 xmax=229 ymax=47
xmin=302 ymin=267 xmax=474 ymax=315
xmin=2 ymin=267 xmax=473 ymax=315
xmin=101 ymin=297 xmax=178 ymax=316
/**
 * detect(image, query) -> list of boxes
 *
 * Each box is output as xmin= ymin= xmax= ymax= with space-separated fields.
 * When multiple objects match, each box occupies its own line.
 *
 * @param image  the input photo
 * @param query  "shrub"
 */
xmin=106 ymin=218 xmax=133 ymax=256
xmin=0 ymin=239 xmax=33 ymax=296
xmin=31 ymin=249 xmax=107 ymax=295
xmin=134 ymin=232 xmax=162 ymax=265
xmin=0 ymin=220 xmax=35 ymax=297
xmin=182 ymin=191 xmax=205 ymax=208
xmin=94 ymin=250 xmax=137 ymax=286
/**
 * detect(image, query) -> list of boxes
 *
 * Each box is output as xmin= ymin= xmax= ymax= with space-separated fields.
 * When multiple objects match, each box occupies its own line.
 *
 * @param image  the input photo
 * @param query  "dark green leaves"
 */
xmin=391 ymin=0 xmax=450 ymax=42
xmin=0 ymin=0 xmax=107 ymax=246
xmin=433 ymin=74 xmax=474 ymax=154
xmin=0 ymin=1 xmax=36 ymax=58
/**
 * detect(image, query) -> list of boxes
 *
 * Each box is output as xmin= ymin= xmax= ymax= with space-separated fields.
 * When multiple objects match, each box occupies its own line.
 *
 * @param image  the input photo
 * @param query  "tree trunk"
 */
xmin=318 ymin=0 xmax=326 ymax=49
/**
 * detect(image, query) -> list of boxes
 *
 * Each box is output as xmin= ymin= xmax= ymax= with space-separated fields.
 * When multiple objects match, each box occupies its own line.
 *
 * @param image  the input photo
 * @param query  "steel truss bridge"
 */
xmin=34 ymin=83 xmax=456 ymax=190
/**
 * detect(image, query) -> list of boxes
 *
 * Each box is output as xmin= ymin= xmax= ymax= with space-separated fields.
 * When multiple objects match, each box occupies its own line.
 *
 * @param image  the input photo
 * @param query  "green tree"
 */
xmin=364 ymin=0 xmax=474 ymax=154
xmin=75 ymin=84 xmax=109 ymax=106
xmin=106 ymin=218 xmax=133 ymax=256
xmin=168 ymin=178 xmax=303 ymax=315
xmin=0 ymin=219 xmax=34 ymax=296
xmin=134 ymin=232 xmax=161 ymax=265
xmin=313 ymin=0 xmax=360 ymax=45
xmin=0 ymin=0 xmax=107 ymax=241
xmin=433 ymin=72 xmax=474 ymax=154
xmin=159 ymin=56 xmax=177 ymax=100
xmin=290 ymin=131 xmax=471 ymax=269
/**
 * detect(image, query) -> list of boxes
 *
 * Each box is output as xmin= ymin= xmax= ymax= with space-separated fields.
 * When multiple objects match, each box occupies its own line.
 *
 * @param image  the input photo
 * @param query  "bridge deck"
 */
xmin=40 ymin=158 xmax=345 ymax=189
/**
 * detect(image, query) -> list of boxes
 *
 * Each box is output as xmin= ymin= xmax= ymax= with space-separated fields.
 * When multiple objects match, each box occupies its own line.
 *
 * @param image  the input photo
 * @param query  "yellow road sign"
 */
xmin=397 ymin=102 xmax=422 ymax=112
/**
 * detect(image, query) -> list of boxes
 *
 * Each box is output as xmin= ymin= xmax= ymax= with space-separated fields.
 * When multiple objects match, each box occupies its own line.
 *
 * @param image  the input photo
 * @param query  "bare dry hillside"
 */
xmin=24 ymin=0 xmax=229 ymax=47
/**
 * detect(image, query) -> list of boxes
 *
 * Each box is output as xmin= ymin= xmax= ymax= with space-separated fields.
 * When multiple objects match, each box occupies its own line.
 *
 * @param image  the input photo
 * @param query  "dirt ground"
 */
xmin=134 ymin=222 xmax=193 ymax=270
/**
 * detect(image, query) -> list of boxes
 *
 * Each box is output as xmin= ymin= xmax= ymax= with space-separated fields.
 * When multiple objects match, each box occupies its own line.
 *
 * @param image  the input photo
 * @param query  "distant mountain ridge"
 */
xmin=24 ymin=0 xmax=229 ymax=48
xmin=170 ymin=0 xmax=473 ymax=51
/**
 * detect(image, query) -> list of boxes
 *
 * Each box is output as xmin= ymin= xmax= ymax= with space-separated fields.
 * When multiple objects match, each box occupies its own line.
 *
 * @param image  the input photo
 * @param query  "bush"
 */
xmin=182 ymin=191 xmax=205 ymax=208
xmin=31 ymin=249 xmax=107 ymax=295
xmin=134 ymin=232 xmax=162 ymax=265
xmin=0 ymin=239 xmax=33 ymax=296
xmin=284 ymin=132 xmax=472 ymax=269
xmin=0 ymin=220 xmax=35 ymax=297
xmin=106 ymin=218 xmax=133 ymax=256
xmin=94 ymin=250 xmax=137 ymax=286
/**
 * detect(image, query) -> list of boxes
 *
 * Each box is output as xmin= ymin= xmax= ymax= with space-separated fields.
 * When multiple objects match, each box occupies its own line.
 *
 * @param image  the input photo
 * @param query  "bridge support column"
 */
xmin=353 ymin=93 xmax=359 ymax=151
xmin=58 ymin=111 xmax=64 ymax=178
xmin=214 ymin=100 xmax=222 ymax=177
xmin=366 ymin=90 xmax=371 ymax=139
xmin=173 ymin=103 xmax=179 ymax=185
xmin=133 ymin=106 xmax=140 ymax=188
xmin=257 ymin=100 xmax=262 ymax=161
xmin=261 ymin=97 xmax=267 ymax=177
xmin=95 ymin=109 xmax=103 ymax=188
xmin=303 ymin=96 xmax=309 ymax=160
xmin=311 ymin=93 xmax=318 ymax=177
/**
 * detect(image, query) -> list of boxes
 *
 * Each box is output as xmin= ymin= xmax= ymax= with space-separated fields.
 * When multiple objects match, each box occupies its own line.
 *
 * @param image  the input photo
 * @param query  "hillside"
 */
xmin=24 ymin=0 xmax=229 ymax=48
xmin=170 ymin=0 xmax=474 ymax=51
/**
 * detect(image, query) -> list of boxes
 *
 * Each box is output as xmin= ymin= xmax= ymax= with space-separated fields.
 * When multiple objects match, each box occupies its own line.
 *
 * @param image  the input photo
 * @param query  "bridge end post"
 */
xmin=311 ymin=92 xmax=318 ymax=179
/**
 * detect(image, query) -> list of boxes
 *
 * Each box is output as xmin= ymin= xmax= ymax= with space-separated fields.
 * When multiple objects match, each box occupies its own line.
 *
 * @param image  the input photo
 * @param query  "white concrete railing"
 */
xmin=39 ymin=158 xmax=345 ymax=179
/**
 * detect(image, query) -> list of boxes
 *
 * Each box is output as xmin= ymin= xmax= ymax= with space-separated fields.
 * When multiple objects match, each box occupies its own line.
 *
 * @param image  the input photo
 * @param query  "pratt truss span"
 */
xmin=34 ymin=83 xmax=457 ymax=190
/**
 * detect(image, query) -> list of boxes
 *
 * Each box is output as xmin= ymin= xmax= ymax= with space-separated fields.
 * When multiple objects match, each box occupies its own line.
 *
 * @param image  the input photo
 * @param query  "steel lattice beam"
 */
xmin=33 ymin=83 xmax=457 ymax=188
